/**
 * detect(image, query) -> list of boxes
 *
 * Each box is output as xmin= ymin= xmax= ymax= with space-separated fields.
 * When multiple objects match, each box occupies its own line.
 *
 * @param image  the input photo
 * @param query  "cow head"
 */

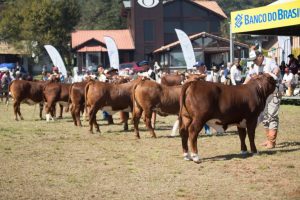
xmin=251 ymin=73 xmax=276 ymax=100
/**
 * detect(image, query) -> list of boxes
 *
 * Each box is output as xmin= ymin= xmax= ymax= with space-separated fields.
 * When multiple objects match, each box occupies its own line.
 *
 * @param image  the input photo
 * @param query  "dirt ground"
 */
xmin=0 ymin=102 xmax=299 ymax=200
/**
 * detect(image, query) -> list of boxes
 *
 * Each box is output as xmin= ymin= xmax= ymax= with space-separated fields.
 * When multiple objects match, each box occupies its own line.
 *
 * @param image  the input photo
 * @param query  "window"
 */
xmin=203 ymin=37 xmax=218 ymax=48
xmin=86 ymin=52 xmax=100 ymax=69
xmin=144 ymin=20 xmax=155 ymax=42
xmin=170 ymin=51 xmax=185 ymax=68
xmin=195 ymin=51 xmax=204 ymax=63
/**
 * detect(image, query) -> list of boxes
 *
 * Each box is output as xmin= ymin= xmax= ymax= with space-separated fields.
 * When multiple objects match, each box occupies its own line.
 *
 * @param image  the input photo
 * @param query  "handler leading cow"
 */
xmin=179 ymin=73 xmax=277 ymax=163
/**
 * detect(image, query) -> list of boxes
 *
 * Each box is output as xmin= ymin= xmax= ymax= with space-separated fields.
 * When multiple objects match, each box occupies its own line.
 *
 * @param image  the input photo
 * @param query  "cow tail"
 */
xmin=178 ymin=82 xmax=193 ymax=123
xmin=8 ymin=80 xmax=14 ymax=97
xmin=68 ymin=83 xmax=74 ymax=106
xmin=132 ymin=81 xmax=140 ymax=110
xmin=84 ymin=81 xmax=92 ymax=115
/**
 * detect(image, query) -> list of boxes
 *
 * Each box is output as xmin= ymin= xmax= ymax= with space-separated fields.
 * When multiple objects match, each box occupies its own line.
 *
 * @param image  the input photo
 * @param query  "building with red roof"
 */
xmin=72 ymin=0 xmax=247 ymax=70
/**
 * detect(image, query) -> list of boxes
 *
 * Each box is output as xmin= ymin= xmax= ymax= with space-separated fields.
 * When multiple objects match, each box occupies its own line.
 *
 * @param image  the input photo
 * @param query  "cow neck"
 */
xmin=249 ymin=77 xmax=269 ymax=109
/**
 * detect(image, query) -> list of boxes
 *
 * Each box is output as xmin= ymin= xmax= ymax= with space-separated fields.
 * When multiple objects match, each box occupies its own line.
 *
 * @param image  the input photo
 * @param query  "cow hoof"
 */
xmin=240 ymin=151 xmax=249 ymax=155
xmin=252 ymin=152 xmax=259 ymax=156
xmin=183 ymin=153 xmax=192 ymax=161
xmin=135 ymin=135 xmax=141 ymax=139
xmin=20 ymin=117 xmax=24 ymax=120
xmin=191 ymin=153 xmax=201 ymax=163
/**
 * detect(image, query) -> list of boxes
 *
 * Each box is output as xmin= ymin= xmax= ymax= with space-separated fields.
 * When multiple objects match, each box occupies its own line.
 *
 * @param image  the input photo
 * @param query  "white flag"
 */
xmin=175 ymin=29 xmax=196 ymax=70
xmin=44 ymin=45 xmax=67 ymax=77
xmin=104 ymin=36 xmax=120 ymax=70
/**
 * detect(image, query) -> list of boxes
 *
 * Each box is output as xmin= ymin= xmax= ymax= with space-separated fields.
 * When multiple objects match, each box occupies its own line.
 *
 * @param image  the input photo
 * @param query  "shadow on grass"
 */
xmin=202 ymin=141 xmax=300 ymax=162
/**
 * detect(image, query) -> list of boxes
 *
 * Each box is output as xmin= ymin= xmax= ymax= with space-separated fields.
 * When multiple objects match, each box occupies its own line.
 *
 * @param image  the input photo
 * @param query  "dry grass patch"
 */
xmin=0 ymin=102 xmax=299 ymax=200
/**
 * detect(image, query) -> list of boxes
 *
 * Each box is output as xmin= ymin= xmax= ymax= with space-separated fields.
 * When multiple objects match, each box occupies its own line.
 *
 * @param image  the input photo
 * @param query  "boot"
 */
xmin=266 ymin=129 xmax=277 ymax=149
xmin=286 ymin=87 xmax=292 ymax=96
xmin=261 ymin=129 xmax=269 ymax=146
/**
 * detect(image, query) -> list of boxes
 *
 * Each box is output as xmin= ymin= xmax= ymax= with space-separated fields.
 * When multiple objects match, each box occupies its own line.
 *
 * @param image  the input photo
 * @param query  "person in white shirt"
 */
xmin=282 ymin=68 xmax=296 ymax=89
xmin=252 ymin=50 xmax=281 ymax=149
xmin=230 ymin=59 xmax=242 ymax=85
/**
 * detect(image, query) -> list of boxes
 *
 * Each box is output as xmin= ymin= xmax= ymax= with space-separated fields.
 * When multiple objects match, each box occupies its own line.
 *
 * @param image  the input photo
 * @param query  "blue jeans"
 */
xmin=204 ymin=124 xmax=210 ymax=134
xmin=103 ymin=111 xmax=109 ymax=120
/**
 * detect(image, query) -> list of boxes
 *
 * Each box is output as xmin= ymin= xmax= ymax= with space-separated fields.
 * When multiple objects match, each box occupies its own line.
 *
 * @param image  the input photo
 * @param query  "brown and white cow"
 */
xmin=85 ymin=78 xmax=142 ymax=133
xmin=132 ymin=74 xmax=206 ymax=138
xmin=43 ymin=82 xmax=71 ymax=121
xmin=69 ymin=81 xmax=89 ymax=126
xmin=132 ymin=80 xmax=181 ymax=138
xmin=179 ymin=73 xmax=276 ymax=163
xmin=9 ymin=80 xmax=47 ymax=120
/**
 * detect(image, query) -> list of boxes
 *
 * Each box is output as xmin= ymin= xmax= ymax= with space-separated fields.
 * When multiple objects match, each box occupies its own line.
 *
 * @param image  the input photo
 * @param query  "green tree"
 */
xmin=0 ymin=0 xmax=81 ymax=66
xmin=76 ymin=0 xmax=126 ymax=30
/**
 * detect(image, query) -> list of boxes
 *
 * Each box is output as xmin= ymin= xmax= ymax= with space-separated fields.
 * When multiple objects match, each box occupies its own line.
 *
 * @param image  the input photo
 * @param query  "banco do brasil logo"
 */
xmin=235 ymin=14 xmax=243 ymax=28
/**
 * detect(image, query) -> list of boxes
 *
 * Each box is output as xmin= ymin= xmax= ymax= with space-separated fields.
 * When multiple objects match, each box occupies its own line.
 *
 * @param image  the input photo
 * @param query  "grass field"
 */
xmin=0 ymin=102 xmax=299 ymax=200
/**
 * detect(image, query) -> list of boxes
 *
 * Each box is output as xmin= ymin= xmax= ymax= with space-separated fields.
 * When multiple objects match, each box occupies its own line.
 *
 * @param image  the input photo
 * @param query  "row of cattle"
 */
xmin=8 ymin=73 xmax=276 ymax=163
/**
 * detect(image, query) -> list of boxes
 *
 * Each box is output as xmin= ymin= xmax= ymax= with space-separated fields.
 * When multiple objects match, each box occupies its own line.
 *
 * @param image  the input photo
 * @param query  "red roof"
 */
xmin=192 ymin=0 xmax=227 ymax=19
xmin=71 ymin=29 xmax=135 ymax=52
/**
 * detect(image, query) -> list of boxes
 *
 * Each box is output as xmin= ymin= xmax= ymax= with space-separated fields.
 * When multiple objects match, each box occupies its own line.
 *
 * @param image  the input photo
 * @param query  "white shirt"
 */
xmin=262 ymin=57 xmax=277 ymax=74
xmin=230 ymin=65 xmax=242 ymax=85
xmin=283 ymin=73 xmax=295 ymax=83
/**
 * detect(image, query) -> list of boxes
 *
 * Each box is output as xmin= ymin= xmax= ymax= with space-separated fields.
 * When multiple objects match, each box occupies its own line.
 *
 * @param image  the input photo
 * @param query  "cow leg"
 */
xmin=179 ymin=116 xmax=192 ymax=161
xmin=70 ymin=104 xmax=77 ymax=126
xmin=107 ymin=115 xmax=114 ymax=124
xmin=122 ymin=112 xmax=129 ymax=131
xmin=144 ymin=110 xmax=156 ymax=138
xmin=133 ymin=106 xmax=143 ymax=139
xmin=39 ymin=103 xmax=44 ymax=120
xmin=13 ymin=101 xmax=20 ymax=121
xmin=17 ymin=104 xmax=24 ymax=120
xmin=75 ymin=105 xmax=82 ymax=127
xmin=151 ymin=112 xmax=156 ymax=129
xmin=58 ymin=104 xmax=63 ymax=119
xmin=170 ymin=119 xmax=179 ymax=137
xmin=237 ymin=127 xmax=248 ymax=154
xmin=246 ymin=121 xmax=258 ymax=154
xmin=89 ymin=105 xmax=100 ymax=133
xmin=45 ymin=101 xmax=55 ymax=122
xmin=188 ymin=120 xmax=203 ymax=163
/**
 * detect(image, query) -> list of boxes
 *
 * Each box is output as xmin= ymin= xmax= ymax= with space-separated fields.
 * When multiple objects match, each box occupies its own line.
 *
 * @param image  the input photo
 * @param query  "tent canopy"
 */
xmin=0 ymin=63 xmax=15 ymax=69
xmin=231 ymin=1 xmax=300 ymax=36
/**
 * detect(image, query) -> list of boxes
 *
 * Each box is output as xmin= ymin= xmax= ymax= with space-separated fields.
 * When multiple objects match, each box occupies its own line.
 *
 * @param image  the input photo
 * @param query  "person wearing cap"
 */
xmin=193 ymin=62 xmax=207 ymax=75
xmin=105 ymin=68 xmax=118 ymax=82
xmin=137 ymin=60 xmax=156 ymax=80
xmin=230 ymin=58 xmax=242 ymax=85
xmin=211 ymin=66 xmax=220 ymax=83
xmin=252 ymin=49 xmax=281 ymax=149
xmin=282 ymin=68 xmax=296 ymax=96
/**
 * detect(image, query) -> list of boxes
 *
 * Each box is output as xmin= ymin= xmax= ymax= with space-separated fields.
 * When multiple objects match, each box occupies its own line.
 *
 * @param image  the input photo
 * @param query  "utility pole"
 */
xmin=229 ymin=22 xmax=234 ymax=63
